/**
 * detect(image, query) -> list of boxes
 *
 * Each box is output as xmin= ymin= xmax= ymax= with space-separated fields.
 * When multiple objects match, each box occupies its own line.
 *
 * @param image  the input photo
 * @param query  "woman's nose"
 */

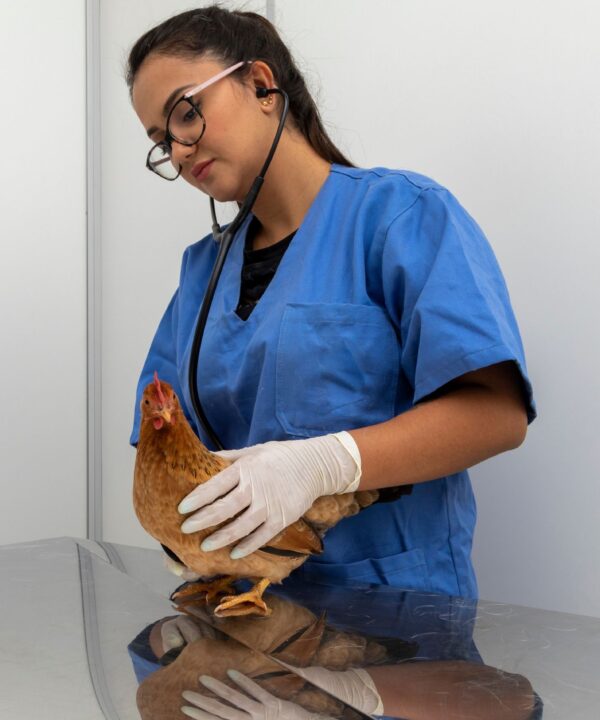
xmin=170 ymin=139 xmax=195 ymax=168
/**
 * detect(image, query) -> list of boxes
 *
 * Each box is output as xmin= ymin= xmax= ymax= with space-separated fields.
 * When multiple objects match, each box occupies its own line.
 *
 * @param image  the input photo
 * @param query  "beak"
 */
xmin=159 ymin=409 xmax=172 ymax=423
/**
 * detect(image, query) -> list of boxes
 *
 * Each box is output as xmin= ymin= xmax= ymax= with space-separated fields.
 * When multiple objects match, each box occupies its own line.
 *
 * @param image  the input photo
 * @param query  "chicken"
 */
xmin=134 ymin=373 xmax=378 ymax=618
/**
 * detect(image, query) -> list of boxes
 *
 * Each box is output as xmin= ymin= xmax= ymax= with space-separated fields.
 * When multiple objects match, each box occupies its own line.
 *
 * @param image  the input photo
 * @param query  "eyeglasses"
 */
xmin=146 ymin=60 xmax=249 ymax=181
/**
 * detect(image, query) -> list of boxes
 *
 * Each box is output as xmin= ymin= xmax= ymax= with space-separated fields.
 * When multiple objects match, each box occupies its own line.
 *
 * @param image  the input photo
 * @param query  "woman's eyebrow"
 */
xmin=146 ymin=83 xmax=196 ymax=138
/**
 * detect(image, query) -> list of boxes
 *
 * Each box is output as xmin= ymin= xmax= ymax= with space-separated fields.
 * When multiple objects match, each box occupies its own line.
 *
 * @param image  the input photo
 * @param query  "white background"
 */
xmin=1 ymin=1 xmax=598 ymax=618
xmin=0 ymin=1 xmax=88 ymax=543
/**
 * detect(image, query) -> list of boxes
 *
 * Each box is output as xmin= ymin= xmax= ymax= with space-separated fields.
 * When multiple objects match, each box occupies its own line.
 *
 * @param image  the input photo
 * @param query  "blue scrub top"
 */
xmin=131 ymin=165 xmax=536 ymax=599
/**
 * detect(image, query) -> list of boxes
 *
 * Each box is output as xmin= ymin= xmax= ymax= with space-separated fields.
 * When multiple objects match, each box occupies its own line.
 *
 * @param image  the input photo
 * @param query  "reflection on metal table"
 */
xmin=0 ymin=537 xmax=598 ymax=719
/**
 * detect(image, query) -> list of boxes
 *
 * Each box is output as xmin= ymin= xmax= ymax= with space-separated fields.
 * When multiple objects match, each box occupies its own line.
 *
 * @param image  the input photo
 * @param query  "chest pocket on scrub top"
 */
xmin=275 ymin=303 xmax=400 ymax=436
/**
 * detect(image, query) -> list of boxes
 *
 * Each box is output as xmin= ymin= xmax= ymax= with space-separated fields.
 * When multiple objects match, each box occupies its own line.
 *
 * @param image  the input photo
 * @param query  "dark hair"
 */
xmin=126 ymin=5 xmax=354 ymax=167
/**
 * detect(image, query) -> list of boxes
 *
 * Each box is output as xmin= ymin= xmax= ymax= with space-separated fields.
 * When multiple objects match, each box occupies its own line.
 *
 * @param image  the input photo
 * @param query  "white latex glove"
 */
xmin=290 ymin=666 xmax=384 ymax=717
xmin=160 ymin=615 xmax=203 ymax=653
xmin=178 ymin=432 xmax=361 ymax=559
xmin=181 ymin=669 xmax=336 ymax=720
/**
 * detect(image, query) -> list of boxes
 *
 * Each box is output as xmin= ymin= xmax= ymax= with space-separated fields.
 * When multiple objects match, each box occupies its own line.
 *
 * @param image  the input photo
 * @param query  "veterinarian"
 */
xmin=129 ymin=5 xmax=536 ymax=600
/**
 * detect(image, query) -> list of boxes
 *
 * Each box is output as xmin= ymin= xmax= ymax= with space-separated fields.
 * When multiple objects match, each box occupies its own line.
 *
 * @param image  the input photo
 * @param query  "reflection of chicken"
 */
xmin=134 ymin=374 xmax=378 ymax=617
xmin=137 ymin=594 xmax=411 ymax=720
xmin=138 ymin=636 xmax=351 ymax=720
xmin=178 ymin=595 xmax=403 ymax=669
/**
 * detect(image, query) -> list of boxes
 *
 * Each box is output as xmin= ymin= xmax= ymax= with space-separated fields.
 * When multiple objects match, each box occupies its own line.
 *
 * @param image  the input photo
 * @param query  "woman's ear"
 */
xmin=248 ymin=60 xmax=277 ymax=95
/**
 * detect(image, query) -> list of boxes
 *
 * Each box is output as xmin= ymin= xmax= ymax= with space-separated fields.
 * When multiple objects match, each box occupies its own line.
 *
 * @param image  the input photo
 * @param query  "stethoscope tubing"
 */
xmin=187 ymin=88 xmax=290 ymax=450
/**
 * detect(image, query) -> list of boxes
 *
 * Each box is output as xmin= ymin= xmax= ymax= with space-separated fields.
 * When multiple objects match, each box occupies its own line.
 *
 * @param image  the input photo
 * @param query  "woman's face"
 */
xmin=132 ymin=54 xmax=279 ymax=202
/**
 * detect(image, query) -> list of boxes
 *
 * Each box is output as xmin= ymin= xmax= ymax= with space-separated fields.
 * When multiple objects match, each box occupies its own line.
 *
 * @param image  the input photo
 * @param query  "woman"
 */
xmin=128 ymin=6 xmax=536 ymax=599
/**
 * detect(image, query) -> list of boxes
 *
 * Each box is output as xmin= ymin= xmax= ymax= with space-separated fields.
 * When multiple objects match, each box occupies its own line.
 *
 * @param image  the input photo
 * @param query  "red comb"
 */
xmin=153 ymin=371 xmax=167 ymax=405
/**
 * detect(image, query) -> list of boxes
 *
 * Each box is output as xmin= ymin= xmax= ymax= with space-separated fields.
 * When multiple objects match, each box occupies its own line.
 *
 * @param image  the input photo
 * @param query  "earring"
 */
xmin=261 ymin=96 xmax=274 ymax=106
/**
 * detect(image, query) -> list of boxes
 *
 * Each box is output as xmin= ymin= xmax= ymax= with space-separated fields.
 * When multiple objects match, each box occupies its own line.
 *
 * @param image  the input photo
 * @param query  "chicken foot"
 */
xmin=214 ymin=578 xmax=272 ymax=618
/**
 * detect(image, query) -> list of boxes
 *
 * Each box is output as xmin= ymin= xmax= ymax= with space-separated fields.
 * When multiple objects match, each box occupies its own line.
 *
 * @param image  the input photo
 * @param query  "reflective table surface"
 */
xmin=1 ymin=537 xmax=598 ymax=719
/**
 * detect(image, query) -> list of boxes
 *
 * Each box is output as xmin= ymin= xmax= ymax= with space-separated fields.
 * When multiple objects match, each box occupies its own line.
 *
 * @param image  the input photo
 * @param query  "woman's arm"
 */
xmin=368 ymin=661 xmax=536 ymax=720
xmin=352 ymin=360 xmax=529 ymax=491
xmin=177 ymin=361 xmax=528 ymax=557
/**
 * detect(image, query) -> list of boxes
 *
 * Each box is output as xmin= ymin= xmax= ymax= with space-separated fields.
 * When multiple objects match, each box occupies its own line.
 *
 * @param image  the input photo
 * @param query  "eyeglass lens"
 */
xmin=168 ymin=99 xmax=206 ymax=145
xmin=148 ymin=144 xmax=180 ymax=180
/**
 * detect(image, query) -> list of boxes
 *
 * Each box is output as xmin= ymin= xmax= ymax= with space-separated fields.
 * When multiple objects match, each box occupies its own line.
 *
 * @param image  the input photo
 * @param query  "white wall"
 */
xmin=100 ymin=1 xmax=600 ymax=616
xmin=0 ymin=1 xmax=87 ymax=544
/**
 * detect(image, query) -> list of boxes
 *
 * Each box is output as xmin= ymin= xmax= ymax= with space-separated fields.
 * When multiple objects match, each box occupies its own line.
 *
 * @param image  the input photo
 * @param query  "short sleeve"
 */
xmin=381 ymin=186 xmax=536 ymax=423
xmin=129 ymin=289 xmax=193 ymax=446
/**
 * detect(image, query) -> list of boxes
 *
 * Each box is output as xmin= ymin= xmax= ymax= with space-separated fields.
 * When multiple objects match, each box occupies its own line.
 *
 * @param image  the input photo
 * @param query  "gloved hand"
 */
xmin=288 ymin=665 xmax=384 ymax=716
xmin=181 ymin=669 xmax=336 ymax=720
xmin=159 ymin=615 xmax=203 ymax=653
xmin=178 ymin=432 xmax=361 ymax=559
xmin=149 ymin=614 xmax=209 ymax=661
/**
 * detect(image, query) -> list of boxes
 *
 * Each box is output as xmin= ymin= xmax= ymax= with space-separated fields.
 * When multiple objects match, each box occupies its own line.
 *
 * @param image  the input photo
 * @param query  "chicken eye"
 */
xmin=144 ymin=400 xmax=149 ymax=405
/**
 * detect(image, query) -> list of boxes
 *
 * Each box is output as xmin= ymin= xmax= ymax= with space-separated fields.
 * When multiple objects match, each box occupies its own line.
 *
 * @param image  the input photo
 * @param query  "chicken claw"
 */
xmin=214 ymin=578 xmax=272 ymax=617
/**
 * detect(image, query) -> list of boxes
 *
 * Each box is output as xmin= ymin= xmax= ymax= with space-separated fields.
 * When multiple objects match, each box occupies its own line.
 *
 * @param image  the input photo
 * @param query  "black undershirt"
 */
xmin=235 ymin=216 xmax=295 ymax=320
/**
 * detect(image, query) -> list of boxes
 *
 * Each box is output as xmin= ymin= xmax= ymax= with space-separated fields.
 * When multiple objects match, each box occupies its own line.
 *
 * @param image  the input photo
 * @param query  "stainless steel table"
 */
xmin=0 ymin=537 xmax=598 ymax=719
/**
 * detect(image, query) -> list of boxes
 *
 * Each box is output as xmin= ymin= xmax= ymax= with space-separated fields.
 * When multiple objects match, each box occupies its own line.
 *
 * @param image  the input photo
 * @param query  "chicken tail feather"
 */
xmin=262 ymin=517 xmax=323 ymax=556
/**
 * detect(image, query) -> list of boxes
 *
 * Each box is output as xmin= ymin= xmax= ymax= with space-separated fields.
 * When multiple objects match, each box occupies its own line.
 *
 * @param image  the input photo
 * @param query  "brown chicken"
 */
xmin=133 ymin=373 xmax=378 ymax=617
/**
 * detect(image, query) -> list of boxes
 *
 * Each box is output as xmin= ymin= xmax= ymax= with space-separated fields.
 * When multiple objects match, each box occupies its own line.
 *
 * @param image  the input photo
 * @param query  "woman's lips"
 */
xmin=191 ymin=159 xmax=214 ymax=181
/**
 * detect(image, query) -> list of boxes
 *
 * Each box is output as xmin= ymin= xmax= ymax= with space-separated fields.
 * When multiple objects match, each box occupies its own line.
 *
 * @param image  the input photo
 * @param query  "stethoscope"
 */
xmin=188 ymin=86 xmax=290 ymax=450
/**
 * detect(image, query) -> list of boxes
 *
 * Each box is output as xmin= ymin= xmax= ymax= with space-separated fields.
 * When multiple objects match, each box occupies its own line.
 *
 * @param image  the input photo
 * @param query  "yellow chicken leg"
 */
xmin=214 ymin=578 xmax=272 ymax=617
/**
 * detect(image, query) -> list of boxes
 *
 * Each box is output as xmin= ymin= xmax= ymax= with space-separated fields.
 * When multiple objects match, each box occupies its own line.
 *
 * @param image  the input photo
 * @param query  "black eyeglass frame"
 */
xmin=145 ymin=60 xmax=251 ymax=181
xmin=145 ymin=99 xmax=207 ymax=181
